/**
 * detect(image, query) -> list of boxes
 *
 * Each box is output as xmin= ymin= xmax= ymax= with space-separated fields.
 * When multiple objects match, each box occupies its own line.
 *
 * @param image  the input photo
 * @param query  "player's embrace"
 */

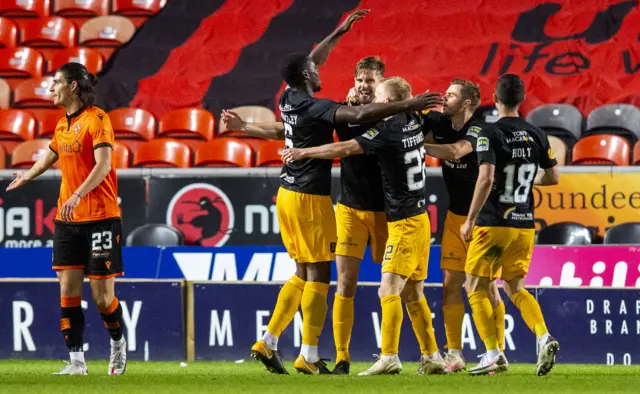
xmin=283 ymin=77 xmax=445 ymax=376
xmin=6 ymin=63 xmax=126 ymax=376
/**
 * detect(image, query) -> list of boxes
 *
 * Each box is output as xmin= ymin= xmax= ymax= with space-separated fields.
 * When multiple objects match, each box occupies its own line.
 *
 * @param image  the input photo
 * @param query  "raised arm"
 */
xmin=221 ymin=110 xmax=285 ymax=140
xmin=334 ymin=92 xmax=443 ymax=124
xmin=282 ymin=140 xmax=363 ymax=162
xmin=424 ymin=140 xmax=473 ymax=161
xmin=310 ymin=10 xmax=369 ymax=67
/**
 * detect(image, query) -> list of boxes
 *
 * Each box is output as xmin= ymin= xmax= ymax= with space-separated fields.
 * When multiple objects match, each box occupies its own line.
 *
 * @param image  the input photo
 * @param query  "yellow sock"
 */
xmin=406 ymin=297 xmax=439 ymax=355
xmin=301 ymin=282 xmax=329 ymax=346
xmin=442 ymin=303 xmax=465 ymax=351
xmin=511 ymin=289 xmax=548 ymax=338
xmin=381 ymin=295 xmax=403 ymax=356
xmin=333 ymin=294 xmax=354 ymax=363
xmin=266 ymin=275 xmax=305 ymax=337
xmin=493 ymin=301 xmax=506 ymax=352
xmin=468 ymin=291 xmax=498 ymax=351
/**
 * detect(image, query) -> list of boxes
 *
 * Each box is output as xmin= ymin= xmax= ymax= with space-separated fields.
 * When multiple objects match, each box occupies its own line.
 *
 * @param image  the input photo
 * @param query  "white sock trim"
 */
xmin=70 ymin=351 xmax=85 ymax=364
xmin=300 ymin=345 xmax=319 ymax=363
xmin=262 ymin=331 xmax=279 ymax=350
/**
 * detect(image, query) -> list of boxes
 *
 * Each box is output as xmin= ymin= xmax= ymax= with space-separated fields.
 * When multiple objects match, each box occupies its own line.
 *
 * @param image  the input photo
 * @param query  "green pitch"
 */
xmin=1 ymin=361 xmax=638 ymax=394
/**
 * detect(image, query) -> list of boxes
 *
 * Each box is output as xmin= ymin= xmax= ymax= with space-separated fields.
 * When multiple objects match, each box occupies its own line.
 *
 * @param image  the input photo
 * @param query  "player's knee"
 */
xmin=400 ymin=283 xmax=423 ymax=303
xmin=306 ymin=261 xmax=331 ymax=283
xmin=57 ymin=272 xmax=83 ymax=297
xmin=337 ymin=275 xmax=357 ymax=297
xmin=488 ymin=282 xmax=503 ymax=305
xmin=92 ymin=292 xmax=114 ymax=310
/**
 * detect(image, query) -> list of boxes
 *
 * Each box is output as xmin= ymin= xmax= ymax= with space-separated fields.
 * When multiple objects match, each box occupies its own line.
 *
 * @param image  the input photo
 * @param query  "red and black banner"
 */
xmin=96 ymin=0 xmax=640 ymax=119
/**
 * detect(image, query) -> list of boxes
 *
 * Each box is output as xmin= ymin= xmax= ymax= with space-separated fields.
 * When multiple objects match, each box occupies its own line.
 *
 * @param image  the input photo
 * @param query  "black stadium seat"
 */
xmin=526 ymin=104 xmax=583 ymax=147
xmin=603 ymin=222 xmax=640 ymax=245
xmin=125 ymin=223 xmax=185 ymax=246
xmin=585 ymin=104 xmax=640 ymax=145
xmin=536 ymin=222 xmax=592 ymax=245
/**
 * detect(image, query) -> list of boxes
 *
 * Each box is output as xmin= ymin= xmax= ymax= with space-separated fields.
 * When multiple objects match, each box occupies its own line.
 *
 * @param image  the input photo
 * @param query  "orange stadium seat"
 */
xmin=0 ymin=47 xmax=44 ymax=88
xmin=54 ymin=0 xmax=109 ymax=16
xmin=0 ymin=16 xmax=17 ymax=47
xmin=195 ymin=138 xmax=253 ymax=168
xmin=256 ymin=140 xmax=285 ymax=167
xmin=159 ymin=108 xmax=214 ymax=151
xmin=0 ymin=78 xmax=10 ymax=108
xmin=20 ymin=17 xmax=77 ymax=49
xmin=0 ymin=143 xmax=6 ymax=168
xmin=548 ymin=135 xmax=568 ymax=166
xmin=79 ymin=16 xmax=135 ymax=59
xmin=0 ymin=108 xmax=37 ymax=153
xmin=108 ymin=107 xmax=156 ymax=152
xmin=425 ymin=155 xmax=440 ymax=167
xmin=571 ymin=135 xmax=630 ymax=166
xmin=48 ymin=47 xmax=104 ymax=74
xmin=633 ymin=141 xmax=640 ymax=165
xmin=133 ymin=139 xmax=191 ymax=168
xmin=219 ymin=106 xmax=277 ymax=137
xmin=112 ymin=140 xmax=130 ymax=168
xmin=37 ymin=109 xmax=66 ymax=138
xmin=0 ymin=0 xmax=51 ymax=18
xmin=10 ymin=139 xmax=54 ymax=168
xmin=112 ymin=0 xmax=167 ymax=27
xmin=13 ymin=77 xmax=54 ymax=106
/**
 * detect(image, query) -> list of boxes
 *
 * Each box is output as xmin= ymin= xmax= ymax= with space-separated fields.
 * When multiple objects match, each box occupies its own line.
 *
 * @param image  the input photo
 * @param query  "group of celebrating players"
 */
xmin=222 ymin=9 xmax=561 ymax=377
xmin=5 ymin=8 xmax=561 ymax=378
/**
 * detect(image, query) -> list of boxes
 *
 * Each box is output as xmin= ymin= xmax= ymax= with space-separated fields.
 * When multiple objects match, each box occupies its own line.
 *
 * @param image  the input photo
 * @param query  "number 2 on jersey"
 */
xmin=500 ymin=163 xmax=536 ymax=203
xmin=284 ymin=123 xmax=293 ymax=149
xmin=405 ymin=147 xmax=427 ymax=191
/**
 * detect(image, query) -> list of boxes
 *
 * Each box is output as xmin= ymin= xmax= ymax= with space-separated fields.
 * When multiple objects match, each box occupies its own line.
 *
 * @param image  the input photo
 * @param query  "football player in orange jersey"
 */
xmin=6 ymin=63 xmax=126 ymax=376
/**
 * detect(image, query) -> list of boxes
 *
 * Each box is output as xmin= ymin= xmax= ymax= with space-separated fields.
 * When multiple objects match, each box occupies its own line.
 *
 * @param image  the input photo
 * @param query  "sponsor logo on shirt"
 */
xmin=477 ymin=137 xmax=489 ymax=152
xmin=466 ymin=126 xmax=481 ymax=138
xmin=362 ymin=129 xmax=379 ymax=140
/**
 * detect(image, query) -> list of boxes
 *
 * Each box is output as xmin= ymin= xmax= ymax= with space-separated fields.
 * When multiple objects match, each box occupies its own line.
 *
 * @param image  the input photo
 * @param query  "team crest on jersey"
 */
xmin=467 ymin=126 xmax=481 ymax=138
xmin=363 ymin=128 xmax=379 ymax=140
xmin=166 ymin=183 xmax=235 ymax=247
xmin=548 ymin=148 xmax=556 ymax=160
xmin=477 ymin=137 xmax=489 ymax=152
xmin=73 ymin=124 xmax=81 ymax=134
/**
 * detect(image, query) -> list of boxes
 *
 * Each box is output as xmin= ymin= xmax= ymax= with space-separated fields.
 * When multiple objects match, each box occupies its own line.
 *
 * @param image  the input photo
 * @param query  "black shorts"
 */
xmin=53 ymin=218 xmax=124 ymax=279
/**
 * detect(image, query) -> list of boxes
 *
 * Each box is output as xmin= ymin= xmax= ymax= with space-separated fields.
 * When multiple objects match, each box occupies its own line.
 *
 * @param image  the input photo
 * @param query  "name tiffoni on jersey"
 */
xmin=402 ymin=132 xmax=424 ymax=148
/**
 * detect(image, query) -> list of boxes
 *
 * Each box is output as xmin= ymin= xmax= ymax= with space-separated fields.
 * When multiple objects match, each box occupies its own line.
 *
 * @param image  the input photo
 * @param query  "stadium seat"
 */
xmin=37 ymin=109 xmax=65 ymax=138
xmin=10 ymin=139 xmax=53 ymax=168
xmin=0 ymin=47 xmax=44 ymax=88
xmin=536 ymin=222 xmax=592 ymax=245
xmin=548 ymin=135 xmax=567 ymax=166
xmin=195 ymin=138 xmax=253 ymax=168
xmin=571 ymin=134 xmax=630 ymax=166
xmin=604 ymin=222 xmax=640 ymax=245
xmin=0 ymin=78 xmax=10 ymax=108
xmin=0 ymin=143 xmax=6 ymax=168
xmin=133 ymin=139 xmax=191 ymax=168
xmin=634 ymin=141 xmax=640 ymax=165
xmin=108 ymin=107 xmax=156 ymax=153
xmin=79 ymin=16 xmax=135 ymax=59
xmin=425 ymin=155 xmax=440 ymax=167
xmin=256 ymin=140 xmax=285 ymax=167
xmin=219 ymin=106 xmax=277 ymax=137
xmin=158 ymin=108 xmax=215 ymax=151
xmin=0 ymin=108 xmax=37 ymax=153
xmin=13 ymin=77 xmax=55 ymax=106
xmin=48 ymin=47 xmax=104 ymax=74
xmin=125 ymin=223 xmax=184 ymax=247
xmin=112 ymin=140 xmax=130 ymax=168
xmin=54 ymin=0 xmax=109 ymax=16
xmin=526 ymin=104 xmax=583 ymax=146
xmin=20 ymin=17 xmax=77 ymax=49
xmin=0 ymin=16 xmax=18 ymax=47
xmin=473 ymin=105 xmax=499 ymax=124
xmin=586 ymin=104 xmax=640 ymax=144
xmin=0 ymin=0 xmax=51 ymax=18
xmin=112 ymin=0 xmax=167 ymax=27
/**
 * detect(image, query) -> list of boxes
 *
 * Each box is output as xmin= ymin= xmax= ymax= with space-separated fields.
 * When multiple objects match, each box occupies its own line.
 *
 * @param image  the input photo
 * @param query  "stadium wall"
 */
xmin=1 ymin=279 xmax=638 ymax=365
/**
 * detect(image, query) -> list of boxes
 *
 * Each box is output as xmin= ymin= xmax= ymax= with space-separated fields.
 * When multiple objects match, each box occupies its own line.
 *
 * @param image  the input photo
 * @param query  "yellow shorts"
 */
xmin=465 ymin=226 xmax=536 ymax=281
xmin=276 ymin=187 xmax=337 ymax=263
xmin=336 ymin=203 xmax=388 ymax=262
xmin=382 ymin=212 xmax=431 ymax=281
xmin=440 ymin=211 xmax=469 ymax=272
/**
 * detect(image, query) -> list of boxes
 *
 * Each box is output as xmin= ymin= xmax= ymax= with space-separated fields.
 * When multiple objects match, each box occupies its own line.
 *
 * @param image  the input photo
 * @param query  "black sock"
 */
xmin=61 ymin=296 xmax=85 ymax=352
xmin=100 ymin=297 xmax=124 ymax=341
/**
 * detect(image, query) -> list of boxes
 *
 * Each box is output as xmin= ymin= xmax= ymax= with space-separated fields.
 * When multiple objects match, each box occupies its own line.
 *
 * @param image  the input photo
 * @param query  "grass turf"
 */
xmin=0 ymin=361 xmax=638 ymax=394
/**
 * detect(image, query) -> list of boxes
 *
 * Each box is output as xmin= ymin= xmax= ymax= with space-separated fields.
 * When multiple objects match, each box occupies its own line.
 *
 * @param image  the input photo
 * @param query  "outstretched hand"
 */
xmin=220 ymin=109 xmax=246 ymax=132
xmin=408 ymin=92 xmax=444 ymax=111
xmin=336 ymin=9 xmax=370 ymax=35
xmin=5 ymin=171 xmax=29 ymax=191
